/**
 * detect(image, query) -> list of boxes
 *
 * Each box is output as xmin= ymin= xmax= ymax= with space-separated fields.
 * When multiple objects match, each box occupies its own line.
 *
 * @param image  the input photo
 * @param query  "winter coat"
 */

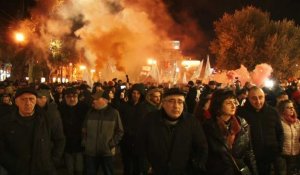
xmin=0 ymin=107 xmax=65 ymax=175
xmin=237 ymin=101 xmax=284 ymax=160
xmin=203 ymin=117 xmax=257 ymax=175
xmin=58 ymin=102 xmax=89 ymax=153
xmin=137 ymin=110 xmax=208 ymax=175
xmin=83 ymin=105 xmax=124 ymax=156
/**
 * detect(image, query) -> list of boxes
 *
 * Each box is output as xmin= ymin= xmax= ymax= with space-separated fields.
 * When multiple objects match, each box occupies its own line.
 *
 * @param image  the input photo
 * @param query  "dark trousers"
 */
xmin=282 ymin=155 xmax=300 ymax=175
xmin=85 ymin=155 xmax=114 ymax=175
xmin=120 ymin=145 xmax=139 ymax=175
xmin=257 ymin=155 xmax=285 ymax=175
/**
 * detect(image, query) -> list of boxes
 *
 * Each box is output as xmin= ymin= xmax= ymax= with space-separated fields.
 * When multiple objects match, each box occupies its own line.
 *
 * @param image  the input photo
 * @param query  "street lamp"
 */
xmin=14 ymin=32 xmax=25 ymax=43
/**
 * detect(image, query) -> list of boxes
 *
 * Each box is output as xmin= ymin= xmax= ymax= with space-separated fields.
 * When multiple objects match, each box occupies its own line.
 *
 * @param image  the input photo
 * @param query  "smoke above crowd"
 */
xmin=13 ymin=0 xmax=206 ymax=80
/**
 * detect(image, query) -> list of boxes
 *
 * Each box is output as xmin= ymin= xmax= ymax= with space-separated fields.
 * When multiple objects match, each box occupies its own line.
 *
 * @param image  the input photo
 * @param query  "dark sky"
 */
xmin=164 ymin=0 xmax=300 ymax=38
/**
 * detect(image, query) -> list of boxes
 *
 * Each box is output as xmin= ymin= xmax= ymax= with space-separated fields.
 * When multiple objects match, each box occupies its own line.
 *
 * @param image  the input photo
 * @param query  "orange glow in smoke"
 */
xmin=14 ymin=32 xmax=25 ymax=43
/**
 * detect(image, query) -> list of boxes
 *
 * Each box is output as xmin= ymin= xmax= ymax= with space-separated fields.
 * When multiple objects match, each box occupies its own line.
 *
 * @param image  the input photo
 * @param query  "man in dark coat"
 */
xmin=118 ymin=83 xmax=148 ymax=175
xmin=137 ymin=88 xmax=208 ymax=175
xmin=0 ymin=87 xmax=65 ymax=175
xmin=58 ymin=87 xmax=89 ymax=175
xmin=238 ymin=86 xmax=284 ymax=175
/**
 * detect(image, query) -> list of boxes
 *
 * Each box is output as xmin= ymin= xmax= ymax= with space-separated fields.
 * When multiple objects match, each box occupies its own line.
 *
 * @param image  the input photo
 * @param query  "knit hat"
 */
xmin=15 ymin=87 xmax=37 ymax=99
xmin=163 ymin=88 xmax=186 ymax=98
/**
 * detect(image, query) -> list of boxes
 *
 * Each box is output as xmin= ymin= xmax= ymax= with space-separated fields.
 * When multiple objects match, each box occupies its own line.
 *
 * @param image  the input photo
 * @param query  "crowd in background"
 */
xmin=0 ymin=76 xmax=299 ymax=175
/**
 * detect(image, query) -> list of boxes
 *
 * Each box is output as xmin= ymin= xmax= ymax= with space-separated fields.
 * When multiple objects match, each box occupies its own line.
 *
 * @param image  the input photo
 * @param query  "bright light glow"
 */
xmin=181 ymin=60 xmax=200 ymax=68
xmin=62 ymin=78 xmax=66 ymax=83
xmin=41 ymin=77 xmax=46 ymax=83
xmin=57 ymin=78 xmax=61 ymax=83
xmin=69 ymin=63 xmax=73 ymax=66
xmin=66 ymin=79 xmax=69 ymax=83
xmin=25 ymin=77 xmax=29 ymax=81
xmin=147 ymin=58 xmax=157 ymax=65
xmin=176 ymin=68 xmax=180 ymax=73
xmin=264 ymin=79 xmax=274 ymax=89
xmin=52 ymin=77 xmax=57 ymax=82
xmin=15 ymin=32 xmax=25 ymax=43
xmin=91 ymin=69 xmax=96 ymax=73
xmin=79 ymin=65 xmax=86 ymax=70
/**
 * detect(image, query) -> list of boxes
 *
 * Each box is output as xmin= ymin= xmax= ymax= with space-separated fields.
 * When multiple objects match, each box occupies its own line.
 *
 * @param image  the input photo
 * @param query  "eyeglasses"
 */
xmin=165 ymin=99 xmax=185 ymax=105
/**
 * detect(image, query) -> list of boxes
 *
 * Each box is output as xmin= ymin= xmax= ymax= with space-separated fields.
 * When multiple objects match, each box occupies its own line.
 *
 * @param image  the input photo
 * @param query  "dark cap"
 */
xmin=208 ymin=80 xmax=217 ymax=85
xmin=163 ymin=88 xmax=186 ymax=98
xmin=92 ymin=91 xmax=106 ymax=100
xmin=15 ymin=87 xmax=37 ymax=99
xmin=37 ymin=89 xmax=51 ymax=99
xmin=63 ymin=87 xmax=78 ymax=95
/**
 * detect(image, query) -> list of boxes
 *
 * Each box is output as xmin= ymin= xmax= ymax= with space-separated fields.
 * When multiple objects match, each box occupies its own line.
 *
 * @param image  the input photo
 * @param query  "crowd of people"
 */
xmin=0 ymin=77 xmax=299 ymax=175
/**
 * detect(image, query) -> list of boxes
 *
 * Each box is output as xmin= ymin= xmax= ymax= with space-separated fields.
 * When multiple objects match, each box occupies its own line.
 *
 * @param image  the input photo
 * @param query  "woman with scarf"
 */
xmin=202 ymin=89 xmax=257 ymax=175
xmin=277 ymin=100 xmax=300 ymax=174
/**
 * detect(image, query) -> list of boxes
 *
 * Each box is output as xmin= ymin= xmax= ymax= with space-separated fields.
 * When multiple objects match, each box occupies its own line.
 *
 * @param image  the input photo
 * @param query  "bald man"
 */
xmin=238 ymin=86 xmax=284 ymax=175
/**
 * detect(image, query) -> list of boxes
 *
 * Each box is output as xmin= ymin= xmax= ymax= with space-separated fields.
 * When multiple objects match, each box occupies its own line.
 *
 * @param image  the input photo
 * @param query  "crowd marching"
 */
xmin=0 ymin=77 xmax=299 ymax=175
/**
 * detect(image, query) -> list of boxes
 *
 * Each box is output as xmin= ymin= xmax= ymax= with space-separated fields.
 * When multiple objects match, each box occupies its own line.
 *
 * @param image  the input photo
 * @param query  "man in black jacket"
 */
xmin=137 ymin=88 xmax=208 ymax=175
xmin=0 ymin=87 xmax=65 ymax=175
xmin=58 ymin=87 xmax=89 ymax=175
xmin=238 ymin=86 xmax=284 ymax=175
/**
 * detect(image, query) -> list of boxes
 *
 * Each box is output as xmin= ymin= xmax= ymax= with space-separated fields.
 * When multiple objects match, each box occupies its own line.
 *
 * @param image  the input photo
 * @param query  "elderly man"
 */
xmin=0 ymin=87 xmax=65 ymax=175
xmin=238 ymin=86 xmax=284 ymax=175
xmin=137 ymin=88 xmax=208 ymax=175
xmin=83 ymin=91 xmax=123 ymax=175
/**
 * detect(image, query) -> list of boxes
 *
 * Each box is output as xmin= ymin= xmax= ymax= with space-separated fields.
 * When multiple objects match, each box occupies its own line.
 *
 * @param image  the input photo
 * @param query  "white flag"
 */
xmin=203 ymin=55 xmax=212 ymax=79
xmin=190 ymin=60 xmax=203 ymax=80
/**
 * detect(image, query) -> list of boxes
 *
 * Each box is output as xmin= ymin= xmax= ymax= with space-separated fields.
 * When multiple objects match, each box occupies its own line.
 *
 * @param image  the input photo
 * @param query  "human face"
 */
xmin=65 ymin=93 xmax=78 ymax=106
xmin=56 ymin=86 xmax=63 ymax=93
xmin=283 ymin=102 xmax=296 ymax=117
xmin=37 ymin=96 xmax=47 ymax=108
xmin=150 ymin=91 xmax=161 ymax=105
xmin=2 ymin=96 xmax=11 ymax=105
xmin=131 ymin=90 xmax=141 ymax=104
xmin=221 ymin=98 xmax=237 ymax=116
xmin=162 ymin=95 xmax=185 ymax=119
xmin=92 ymin=98 xmax=107 ymax=110
xmin=248 ymin=88 xmax=265 ymax=111
xmin=108 ymin=90 xmax=114 ymax=99
xmin=15 ymin=93 xmax=36 ymax=117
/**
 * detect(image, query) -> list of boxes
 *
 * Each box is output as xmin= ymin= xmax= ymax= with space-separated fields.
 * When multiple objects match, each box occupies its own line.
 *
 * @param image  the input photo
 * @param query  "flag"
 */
xmin=182 ymin=71 xmax=187 ymax=84
xmin=149 ymin=64 xmax=160 ymax=83
xmin=190 ymin=60 xmax=203 ymax=80
xmin=203 ymin=55 xmax=212 ymax=79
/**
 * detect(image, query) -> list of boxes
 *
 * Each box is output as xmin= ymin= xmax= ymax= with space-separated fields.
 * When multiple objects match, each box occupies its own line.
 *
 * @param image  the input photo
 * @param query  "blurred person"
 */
xmin=144 ymin=87 xmax=163 ymax=112
xmin=118 ymin=83 xmax=148 ymax=175
xmin=137 ymin=88 xmax=208 ymax=175
xmin=193 ymin=95 xmax=212 ymax=123
xmin=53 ymin=84 xmax=64 ymax=105
xmin=203 ymin=89 xmax=257 ymax=175
xmin=236 ymin=88 xmax=248 ymax=107
xmin=275 ymin=91 xmax=289 ymax=107
xmin=291 ymin=90 xmax=300 ymax=118
xmin=238 ymin=86 xmax=284 ymax=175
xmin=0 ymin=87 xmax=65 ymax=175
xmin=185 ymin=81 xmax=198 ymax=114
xmin=200 ymin=80 xmax=217 ymax=99
xmin=82 ymin=91 xmax=124 ymax=175
xmin=58 ymin=87 xmax=89 ymax=175
xmin=277 ymin=100 xmax=300 ymax=174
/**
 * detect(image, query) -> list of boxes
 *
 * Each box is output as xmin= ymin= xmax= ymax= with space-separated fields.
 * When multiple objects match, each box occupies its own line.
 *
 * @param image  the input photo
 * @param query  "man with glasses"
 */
xmin=58 ymin=87 xmax=89 ymax=175
xmin=137 ymin=88 xmax=208 ymax=175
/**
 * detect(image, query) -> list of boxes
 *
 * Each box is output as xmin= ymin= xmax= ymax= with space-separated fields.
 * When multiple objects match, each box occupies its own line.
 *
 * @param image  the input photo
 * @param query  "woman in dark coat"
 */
xmin=202 ymin=89 xmax=257 ymax=175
